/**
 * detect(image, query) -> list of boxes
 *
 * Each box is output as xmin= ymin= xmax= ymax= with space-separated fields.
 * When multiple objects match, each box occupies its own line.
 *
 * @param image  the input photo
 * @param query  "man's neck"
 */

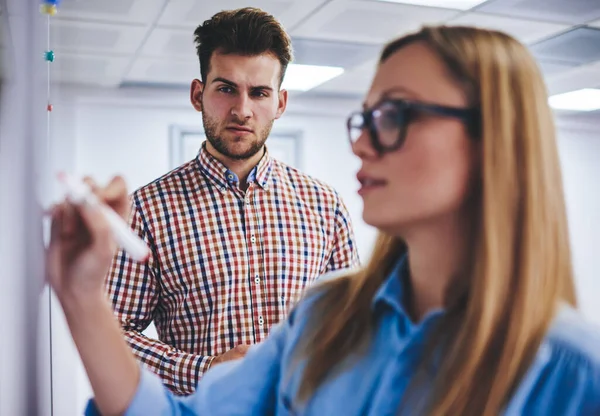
xmin=205 ymin=142 xmax=265 ymax=189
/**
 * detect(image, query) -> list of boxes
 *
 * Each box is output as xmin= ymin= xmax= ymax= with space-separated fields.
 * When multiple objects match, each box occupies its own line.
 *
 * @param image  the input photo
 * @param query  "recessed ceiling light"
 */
xmin=370 ymin=0 xmax=488 ymax=10
xmin=549 ymin=88 xmax=600 ymax=112
xmin=282 ymin=64 xmax=345 ymax=92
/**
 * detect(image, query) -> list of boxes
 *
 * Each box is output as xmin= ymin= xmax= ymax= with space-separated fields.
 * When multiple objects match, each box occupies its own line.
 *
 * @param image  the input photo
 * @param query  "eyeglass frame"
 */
xmin=346 ymin=98 xmax=481 ymax=154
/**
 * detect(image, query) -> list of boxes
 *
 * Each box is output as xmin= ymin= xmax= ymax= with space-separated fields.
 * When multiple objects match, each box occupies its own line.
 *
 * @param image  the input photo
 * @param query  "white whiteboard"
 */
xmin=0 ymin=0 xmax=50 ymax=414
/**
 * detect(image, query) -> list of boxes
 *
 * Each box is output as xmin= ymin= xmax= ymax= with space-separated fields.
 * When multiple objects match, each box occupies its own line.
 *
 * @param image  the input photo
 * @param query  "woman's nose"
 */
xmin=351 ymin=128 xmax=378 ymax=160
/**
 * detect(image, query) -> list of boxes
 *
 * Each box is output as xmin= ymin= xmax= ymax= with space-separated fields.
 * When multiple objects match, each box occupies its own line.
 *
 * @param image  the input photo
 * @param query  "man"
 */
xmin=105 ymin=7 xmax=360 ymax=395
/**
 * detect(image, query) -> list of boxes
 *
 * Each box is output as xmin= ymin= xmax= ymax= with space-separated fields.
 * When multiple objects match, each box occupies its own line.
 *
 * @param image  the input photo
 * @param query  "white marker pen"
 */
xmin=58 ymin=173 xmax=150 ymax=262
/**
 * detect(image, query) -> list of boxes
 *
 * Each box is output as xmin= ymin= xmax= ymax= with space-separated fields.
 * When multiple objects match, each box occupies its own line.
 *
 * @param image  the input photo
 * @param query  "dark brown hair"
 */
xmin=193 ymin=7 xmax=293 ymax=87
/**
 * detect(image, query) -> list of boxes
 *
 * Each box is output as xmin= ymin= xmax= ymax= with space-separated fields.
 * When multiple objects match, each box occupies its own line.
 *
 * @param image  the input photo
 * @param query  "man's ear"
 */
xmin=190 ymin=79 xmax=204 ymax=112
xmin=275 ymin=88 xmax=288 ymax=119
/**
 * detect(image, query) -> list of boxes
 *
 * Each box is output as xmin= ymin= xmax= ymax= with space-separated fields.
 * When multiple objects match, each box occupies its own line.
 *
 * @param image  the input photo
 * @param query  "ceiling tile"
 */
xmin=157 ymin=0 xmax=328 ymax=31
xmin=447 ymin=12 xmax=569 ymax=44
xmin=291 ymin=38 xmax=381 ymax=69
xmin=140 ymin=29 xmax=383 ymax=70
xmin=56 ymin=0 xmax=166 ymax=25
xmin=141 ymin=27 xmax=196 ymax=59
xmin=125 ymin=56 xmax=198 ymax=86
xmin=292 ymin=0 xmax=459 ymax=44
xmin=530 ymin=27 xmax=600 ymax=65
xmin=475 ymin=0 xmax=600 ymax=25
xmin=50 ymin=53 xmax=130 ymax=87
xmin=536 ymin=59 xmax=579 ymax=77
xmin=364 ymin=0 xmax=488 ymax=10
xmin=545 ymin=60 xmax=600 ymax=95
xmin=51 ymin=20 xmax=147 ymax=55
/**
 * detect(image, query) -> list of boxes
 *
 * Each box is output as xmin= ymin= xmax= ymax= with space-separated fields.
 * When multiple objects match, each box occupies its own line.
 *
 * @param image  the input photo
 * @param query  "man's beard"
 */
xmin=202 ymin=111 xmax=273 ymax=161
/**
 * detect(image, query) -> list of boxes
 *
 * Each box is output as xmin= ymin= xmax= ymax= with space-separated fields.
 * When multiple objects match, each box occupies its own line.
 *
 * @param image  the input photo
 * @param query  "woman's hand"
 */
xmin=46 ymin=176 xmax=130 ymax=302
xmin=46 ymin=176 xmax=141 ymax=416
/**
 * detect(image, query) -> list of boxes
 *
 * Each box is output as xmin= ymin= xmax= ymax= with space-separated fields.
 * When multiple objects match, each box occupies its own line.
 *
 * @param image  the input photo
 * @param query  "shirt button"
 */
xmin=258 ymin=316 xmax=264 ymax=327
xmin=254 ymin=277 xmax=261 ymax=284
xmin=250 ymin=236 xmax=256 ymax=243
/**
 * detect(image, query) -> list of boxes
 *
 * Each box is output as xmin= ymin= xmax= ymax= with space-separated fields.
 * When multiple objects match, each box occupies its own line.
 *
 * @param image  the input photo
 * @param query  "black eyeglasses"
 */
xmin=346 ymin=99 xmax=480 ymax=154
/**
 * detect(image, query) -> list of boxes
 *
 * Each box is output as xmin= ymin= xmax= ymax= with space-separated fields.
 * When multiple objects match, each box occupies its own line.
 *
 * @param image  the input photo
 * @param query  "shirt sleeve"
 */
xmin=505 ymin=338 xmax=600 ymax=415
xmin=85 ymin=316 xmax=291 ymax=416
xmin=105 ymin=198 xmax=212 ymax=395
xmin=325 ymin=192 xmax=360 ymax=273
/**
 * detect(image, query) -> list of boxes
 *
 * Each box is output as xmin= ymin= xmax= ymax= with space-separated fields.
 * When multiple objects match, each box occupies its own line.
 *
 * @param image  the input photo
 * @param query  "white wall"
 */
xmin=48 ymin=88 xmax=600 ymax=415
xmin=557 ymin=127 xmax=600 ymax=325
xmin=46 ymin=101 xmax=85 ymax=416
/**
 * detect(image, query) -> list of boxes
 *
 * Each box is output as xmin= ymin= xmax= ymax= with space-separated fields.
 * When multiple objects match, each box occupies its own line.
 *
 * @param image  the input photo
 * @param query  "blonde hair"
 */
xmin=294 ymin=26 xmax=576 ymax=415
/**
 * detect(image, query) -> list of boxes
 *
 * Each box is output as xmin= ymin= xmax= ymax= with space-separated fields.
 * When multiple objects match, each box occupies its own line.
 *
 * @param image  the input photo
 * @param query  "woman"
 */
xmin=48 ymin=25 xmax=600 ymax=416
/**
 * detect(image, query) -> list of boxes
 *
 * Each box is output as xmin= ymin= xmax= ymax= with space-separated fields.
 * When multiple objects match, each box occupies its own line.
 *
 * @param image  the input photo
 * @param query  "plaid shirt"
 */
xmin=105 ymin=144 xmax=359 ymax=395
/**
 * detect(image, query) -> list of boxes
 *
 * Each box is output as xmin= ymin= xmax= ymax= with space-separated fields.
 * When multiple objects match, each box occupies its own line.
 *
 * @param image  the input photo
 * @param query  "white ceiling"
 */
xmin=35 ymin=0 xmax=600 ymax=122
